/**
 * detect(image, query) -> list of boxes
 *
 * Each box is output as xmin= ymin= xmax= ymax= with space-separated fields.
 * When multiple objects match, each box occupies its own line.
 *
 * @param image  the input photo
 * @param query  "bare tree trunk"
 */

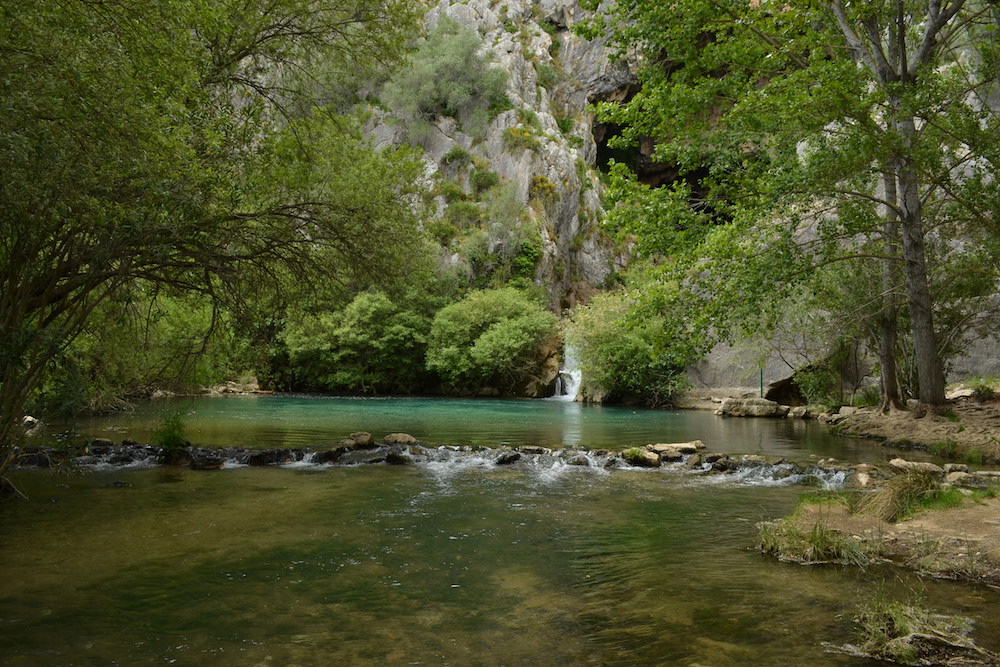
xmin=894 ymin=118 xmax=946 ymax=407
xmin=878 ymin=170 xmax=905 ymax=413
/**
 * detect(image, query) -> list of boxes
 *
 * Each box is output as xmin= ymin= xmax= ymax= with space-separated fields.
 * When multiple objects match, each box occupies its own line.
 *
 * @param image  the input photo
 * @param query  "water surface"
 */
xmin=4 ymin=396 xmax=989 ymax=665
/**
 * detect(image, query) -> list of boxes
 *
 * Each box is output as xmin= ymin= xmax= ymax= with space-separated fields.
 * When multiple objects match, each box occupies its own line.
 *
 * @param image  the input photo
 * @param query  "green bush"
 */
xmin=426 ymin=288 xmax=558 ymax=393
xmin=153 ymin=411 xmax=188 ymax=463
xmin=442 ymin=145 xmax=471 ymax=166
xmin=382 ymin=17 xmax=510 ymax=141
xmin=470 ymin=168 xmax=500 ymax=195
xmin=282 ymin=291 xmax=433 ymax=394
xmin=567 ymin=290 xmax=691 ymax=407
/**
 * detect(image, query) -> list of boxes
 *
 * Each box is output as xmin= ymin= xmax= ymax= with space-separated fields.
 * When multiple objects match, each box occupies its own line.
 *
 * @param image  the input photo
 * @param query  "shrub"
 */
xmin=444 ymin=200 xmax=483 ymax=228
xmin=382 ymin=17 xmax=510 ymax=141
xmin=516 ymin=107 xmax=542 ymax=130
xmin=503 ymin=126 xmax=540 ymax=151
xmin=854 ymin=470 xmax=942 ymax=522
xmin=852 ymin=591 xmax=986 ymax=665
xmin=970 ymin=378 xmax=997 ymax=403
xmin=535 ymin=62 xmax=560 ymax=89
xmin=530 ymin=175 xmax=558 ymax=201
xmin=442 ymin=145 xmax=471 ymax=166
xmin=282 ymin=292 xmax=433 ymax=394
xmin=470 ymin=168 xmax=500 ymax=195
xmin=567 ymin=290 xmax=691 ymax=407
xmin=153 ymin=411 xmax=187 ymax=451
xmin=426 ymin=288 xmax=558 ymax=393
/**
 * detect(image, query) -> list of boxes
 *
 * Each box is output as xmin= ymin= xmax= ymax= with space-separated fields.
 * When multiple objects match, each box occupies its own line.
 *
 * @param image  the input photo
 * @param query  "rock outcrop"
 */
xmin=370 ymin=0 xmax=634 ymax=309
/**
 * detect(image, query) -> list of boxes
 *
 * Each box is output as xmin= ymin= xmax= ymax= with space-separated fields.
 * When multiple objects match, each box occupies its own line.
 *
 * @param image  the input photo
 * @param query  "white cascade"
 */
xmin=553 ymin=344 xmax=582 ymax=401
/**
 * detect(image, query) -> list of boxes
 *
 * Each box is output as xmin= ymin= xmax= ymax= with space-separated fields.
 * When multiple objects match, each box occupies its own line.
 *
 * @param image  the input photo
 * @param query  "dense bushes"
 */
xmin=567 ymin=290 xmax=690 ymax=407
xmin=426 ymin=288 xmax=558 ymax=394
xmin=280 ymin=292 xmax=434 ymax=394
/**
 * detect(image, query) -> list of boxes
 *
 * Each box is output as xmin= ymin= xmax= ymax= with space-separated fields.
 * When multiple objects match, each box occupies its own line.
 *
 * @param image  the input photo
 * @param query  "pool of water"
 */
xmin=53 ymin=394 xmax=920 ymax=463
xmin=4 ymin=397 xmax=991 ymax=665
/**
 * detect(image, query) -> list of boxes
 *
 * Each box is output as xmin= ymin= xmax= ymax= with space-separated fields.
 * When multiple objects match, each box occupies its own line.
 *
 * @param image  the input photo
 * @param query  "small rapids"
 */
xmin=15 ymin=441 xmax=853 ymax=489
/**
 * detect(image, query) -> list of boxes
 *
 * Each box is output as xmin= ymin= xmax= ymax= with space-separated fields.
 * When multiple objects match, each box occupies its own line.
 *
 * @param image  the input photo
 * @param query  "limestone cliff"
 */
xmin=369 ymin=0 xmax=635 ymax=311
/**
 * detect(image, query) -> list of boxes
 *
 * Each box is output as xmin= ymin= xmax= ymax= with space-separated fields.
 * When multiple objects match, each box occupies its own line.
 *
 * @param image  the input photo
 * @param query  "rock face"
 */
xmin=370 ymin=0 xmax=633 ymax=309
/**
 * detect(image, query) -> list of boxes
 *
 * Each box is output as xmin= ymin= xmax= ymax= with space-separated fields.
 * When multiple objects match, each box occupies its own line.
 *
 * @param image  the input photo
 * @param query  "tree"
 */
xmin=426 ymin=288 xmax=559 ymax=394
xmin=584 ymin=0 xmax=1000 ymax=409
xmin=0 ymin=0 xmax=423 ymax=488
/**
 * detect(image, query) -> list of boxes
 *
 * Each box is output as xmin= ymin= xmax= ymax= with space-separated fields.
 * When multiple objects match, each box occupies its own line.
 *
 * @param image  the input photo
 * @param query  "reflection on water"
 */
xmin=2 ymin=464 xmax=998 ymax=666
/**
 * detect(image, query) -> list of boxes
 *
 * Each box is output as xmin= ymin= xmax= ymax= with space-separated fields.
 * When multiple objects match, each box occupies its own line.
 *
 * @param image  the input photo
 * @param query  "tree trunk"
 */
xmin=878 ymin=171 xmax=905 ymax=413
xmin=894 ymin=117 xmax=946 ymax=407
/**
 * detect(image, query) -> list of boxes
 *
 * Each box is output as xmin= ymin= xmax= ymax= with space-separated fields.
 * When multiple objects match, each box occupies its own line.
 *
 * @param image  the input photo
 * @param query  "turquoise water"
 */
xmin=4 ymin=397 xmax=992 ymax=665
xmin=59 ymin=394 xmax=915 ymax=462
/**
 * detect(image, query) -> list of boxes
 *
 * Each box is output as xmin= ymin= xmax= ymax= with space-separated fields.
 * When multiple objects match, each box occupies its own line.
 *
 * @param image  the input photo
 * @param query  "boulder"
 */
xmin=384 ymin=433 xmax=417 ymax=446
xmin=716 ymin=397 xmax=789 ymax=418
xmin=944 ymin=471 xmax=974 ymax=486
xmin=788 ymin=406 xmax=811 ymax=419
xmin=649 ymin=440 xmax=705 ymax=455
xmin=519 ymin=446 xmax=551 ymax=455
xmin=622 ymin=448 xmax=660 ymax=467
xmin=348 ymin=432 xmax=375 ymax=449
xmin=888 ymin=458 xmax=945 ymax=475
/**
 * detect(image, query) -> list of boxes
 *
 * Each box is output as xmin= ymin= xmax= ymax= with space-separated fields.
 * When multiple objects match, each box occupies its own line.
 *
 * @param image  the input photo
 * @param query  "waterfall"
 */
xmin=553 ymin=343 xmax=582 ymax=401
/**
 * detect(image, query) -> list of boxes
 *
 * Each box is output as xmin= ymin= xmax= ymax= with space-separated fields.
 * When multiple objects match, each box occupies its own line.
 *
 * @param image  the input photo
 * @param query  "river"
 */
xmin=2 ymin=396 xmax=998 ymax=665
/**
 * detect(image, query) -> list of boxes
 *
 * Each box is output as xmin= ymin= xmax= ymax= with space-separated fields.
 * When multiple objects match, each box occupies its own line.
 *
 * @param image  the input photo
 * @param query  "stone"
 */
xmin=717 ymin=397 xmax=789 ymax=418
xmin=384 ymin=433 xmax=417 ymax=446
xmin=519 ymin=446 xmax=551 ymax=455
xmin=248 ymin=448 xmax=293 ymax=466
xmin=888 ymin=458 xmax=945 ymax=475
xmin=849 ymin=471 xmax=875 ymax=489
xmin=348 ymin=431 xmax=375 ymax=448
xmin=944 ymin=471 xmax=974 ymax=486
xmin=190 ymin=455 xmax=224 ymax=470
xmin=788 ymin=406 xmax=811 ymax=419
xmin=566 ymin=455 xmax=590 ymax=466
xmin=313 ymin=447 xmax=348 ymax=464
xmin=649 ymin=440 xmax=705 ymax=455
xmin=385 ymin=452 xmax=413 ymax=465
xmin=943 ymin=463 xmax=970 ymax=474
xmin=621 ymin=447 xmax=660 ymax=467
xmin=945 ymin=388 xmax=976 ymax=400
xmin=837 ymin=406 xmax=859 ymax=416
xmin=684 ymin=454 xmax=703 ymax=469
xmin=495 ymin=450 xmax=521 ymax=465
xmin=654 ymin=447 xmax=685 ymax=462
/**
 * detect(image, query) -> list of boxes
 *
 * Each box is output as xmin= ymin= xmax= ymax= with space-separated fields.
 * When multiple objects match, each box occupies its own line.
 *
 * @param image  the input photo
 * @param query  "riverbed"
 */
xmin=2 ymin=396 xmax=997 ymax=665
